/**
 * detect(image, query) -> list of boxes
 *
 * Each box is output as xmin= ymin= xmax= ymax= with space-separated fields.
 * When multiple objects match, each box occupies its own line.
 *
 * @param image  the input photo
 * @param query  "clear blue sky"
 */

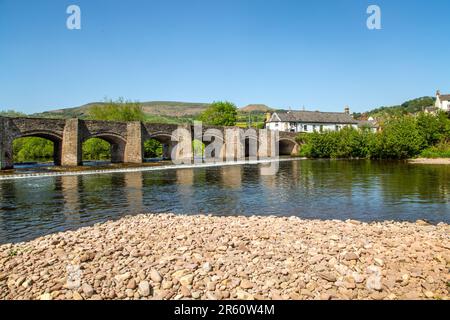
xmin=1 ymin=0 xmax=449 ymax=114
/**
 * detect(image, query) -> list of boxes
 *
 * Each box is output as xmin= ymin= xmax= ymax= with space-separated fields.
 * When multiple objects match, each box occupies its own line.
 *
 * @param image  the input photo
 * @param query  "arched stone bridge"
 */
xmin=0 ymin=117 xmax=299 ymax=170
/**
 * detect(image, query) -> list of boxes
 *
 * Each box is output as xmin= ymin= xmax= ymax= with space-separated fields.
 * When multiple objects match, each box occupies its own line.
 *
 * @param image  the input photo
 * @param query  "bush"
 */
xmin=420 ymin=142 xmax=450 ymax=158
xmin=298 ymin=127 xmax=374 ymax=159
xmin=198 ymin=101 xmax=238 ymax=126
xmin=297 ymin=114 xmax=445 ymax=160
xmin=82 ymin=138 xmax=110 ymax=160
xmin=416 ymin=111 xmax=450 ymax=147
xmin=13 ymin=137 xmax=53 ymax=163
xmin=144 ymin=139 xmax=163 ymax=158
xmin=88 ymin=98 xmax=145 ymax=122
xmin=371 ymin=116 xmax=425 ymax=159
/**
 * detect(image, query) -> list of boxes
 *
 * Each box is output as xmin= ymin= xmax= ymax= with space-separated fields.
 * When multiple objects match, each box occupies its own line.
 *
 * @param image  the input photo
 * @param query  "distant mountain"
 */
xmin=240 ymin=104 xmax=273 ymax=113
xmin=31 ymin=101 xmax=277 ymax=120
xmin=33 ymin=101 xmax=212 ymax=119
xmin=12 ymin=96 xmax=438 ymax=123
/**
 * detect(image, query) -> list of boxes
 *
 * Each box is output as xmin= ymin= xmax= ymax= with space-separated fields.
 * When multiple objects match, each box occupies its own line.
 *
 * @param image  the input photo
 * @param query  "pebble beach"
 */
xmin=0 ymin=214 xmax=449 ymax=300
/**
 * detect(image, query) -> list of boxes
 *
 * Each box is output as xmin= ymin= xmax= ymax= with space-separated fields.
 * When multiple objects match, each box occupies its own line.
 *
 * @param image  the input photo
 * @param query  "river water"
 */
xmin=0 ymin=159 xmax=449 ymax=244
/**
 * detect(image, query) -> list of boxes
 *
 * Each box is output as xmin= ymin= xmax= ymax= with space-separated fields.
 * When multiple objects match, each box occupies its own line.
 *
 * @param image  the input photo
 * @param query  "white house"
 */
xmin=435 ymin=90 xmax=450 ymax=112
xmin=265 ymin=108 xmax=375 ymax=133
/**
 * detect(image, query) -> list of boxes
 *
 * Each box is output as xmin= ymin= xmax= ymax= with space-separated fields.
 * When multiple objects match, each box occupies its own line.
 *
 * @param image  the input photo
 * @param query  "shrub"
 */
xmin=198 ymin=101 xmax=238 ymax=126
xmin=372 ymin=116 xmax=425 ymax=159
xmin=420 ymin=142 xmax=450 ymax=158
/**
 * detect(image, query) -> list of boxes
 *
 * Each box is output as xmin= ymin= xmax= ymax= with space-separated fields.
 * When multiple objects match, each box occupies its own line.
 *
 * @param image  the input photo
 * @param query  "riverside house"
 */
xmin=265 ymin=107 xmax=376 ymax=133
xmin=435 ymin=90 xmax=450 ymax=112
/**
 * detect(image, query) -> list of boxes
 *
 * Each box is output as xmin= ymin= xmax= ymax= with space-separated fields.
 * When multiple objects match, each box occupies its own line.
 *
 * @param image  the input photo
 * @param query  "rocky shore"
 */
xmin=0 ymin=214 xmax=449 ymax=300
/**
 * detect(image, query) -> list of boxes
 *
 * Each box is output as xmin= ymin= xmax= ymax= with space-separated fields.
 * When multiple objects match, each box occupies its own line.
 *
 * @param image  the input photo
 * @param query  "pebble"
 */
xmin=0 ymin=214 xmax=448 ymax=301
xmin=179 ymin=274 xmax=194 ymax=286
xmin=138 ymin=281 xmax=151 ymax=297
xmin=150 ymin=270 xmax=163 ymax=283
xmin=240 ymin=279 xmax=254 ymax=289
xmin=82 ymin=283 xmax=94 ymax=298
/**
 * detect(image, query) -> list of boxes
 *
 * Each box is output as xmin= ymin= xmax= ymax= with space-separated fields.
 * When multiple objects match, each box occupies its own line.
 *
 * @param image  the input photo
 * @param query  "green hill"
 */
xmin=29 ymin=100 xmax=278 ymax=125
xmin=354 ymin=96 xmax=436 ymax=119
xmin=32 ymin=101 xmax=211 ymax=119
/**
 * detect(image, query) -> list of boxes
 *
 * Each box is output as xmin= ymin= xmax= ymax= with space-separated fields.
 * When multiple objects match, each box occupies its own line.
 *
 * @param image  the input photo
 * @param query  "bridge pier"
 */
xmin=0 ymin=117 xmax=13 ymax=170
xmin=171 ymin=125 xmax=193 ymax=164
xmin=124 ymin=121 xmax=143 ymax=164
xmin=224 ymin=128 xmax=245 ymax=162
xmin=61 ymin=119 xmax=82 ymax=166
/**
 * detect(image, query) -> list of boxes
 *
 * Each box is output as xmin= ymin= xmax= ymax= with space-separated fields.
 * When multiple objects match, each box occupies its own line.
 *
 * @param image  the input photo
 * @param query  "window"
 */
xmin=313 ymin=125 xmax=316 ymax=132
xmin=275 ymin=123 xmax=279 ymax=127
xmin=335 ymin=125 xmax=341 ymax=131
xmin=320 ymin=125 xmax=323 ymax=132
xmin=304 ymin=125 xmax=308 ymax=131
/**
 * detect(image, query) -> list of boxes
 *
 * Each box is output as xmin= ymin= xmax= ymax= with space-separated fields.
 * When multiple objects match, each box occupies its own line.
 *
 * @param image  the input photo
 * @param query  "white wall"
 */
xmin=266 ymin=122 xmax=358 ymax=133
xmin=436 ymin=97 xmax=450 ymax=111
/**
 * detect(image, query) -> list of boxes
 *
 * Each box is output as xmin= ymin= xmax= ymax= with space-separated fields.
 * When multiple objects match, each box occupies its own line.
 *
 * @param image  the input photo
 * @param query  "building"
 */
xmin=435 ymin=90 xmax=450 ymax=112
xmin=265 ymin=107 xmax=366 ymax=133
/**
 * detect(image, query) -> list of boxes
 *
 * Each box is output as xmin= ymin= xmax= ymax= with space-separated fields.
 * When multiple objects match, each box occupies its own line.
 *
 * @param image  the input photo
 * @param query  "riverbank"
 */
xmin=1 ymin=214 xmax=448 ymax=300
xmin=409 ymin=158 xmax=450 ymax=165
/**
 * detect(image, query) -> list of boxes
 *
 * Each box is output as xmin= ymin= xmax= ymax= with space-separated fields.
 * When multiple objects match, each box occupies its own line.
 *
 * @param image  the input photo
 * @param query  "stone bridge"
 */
xmin=0 ymin=117 xmax=299 ymax=170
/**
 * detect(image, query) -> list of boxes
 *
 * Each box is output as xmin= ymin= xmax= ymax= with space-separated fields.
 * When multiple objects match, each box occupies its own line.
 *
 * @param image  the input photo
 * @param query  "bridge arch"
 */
xmin=278 ymin=137 xmax=299 ymax=156
xmin=82 ymin=133 xmax=127 ymax=163
xmin=17 ymin=130 xmax=63 ymax=142
xmin=11 ymin=130 xmax=63 ymax=166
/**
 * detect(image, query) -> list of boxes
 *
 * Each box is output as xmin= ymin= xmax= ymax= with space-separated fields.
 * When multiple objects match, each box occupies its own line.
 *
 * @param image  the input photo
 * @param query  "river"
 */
xmin=0 ymin=159 xmax=449 ymax=244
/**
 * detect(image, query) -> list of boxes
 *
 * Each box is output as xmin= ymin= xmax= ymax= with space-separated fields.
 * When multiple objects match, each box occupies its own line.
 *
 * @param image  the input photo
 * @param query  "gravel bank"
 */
xmin=409 ymin=158 xmax=450 ymax=165
xmin=0 ymin=214 xmax=449 ymax=300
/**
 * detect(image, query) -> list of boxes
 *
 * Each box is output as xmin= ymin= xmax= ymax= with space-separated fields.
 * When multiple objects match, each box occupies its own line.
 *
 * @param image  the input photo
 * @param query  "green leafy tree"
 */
xmin=199 ymin=101 xmax=238 ymax=126
xmin=372 ymin=116 xmax=425 ymax=159
xmin=88 ymin=98 xmax=145 ymax=122
xmin=192 ymin=139 xmax=205 ymax=157
xmin=82 ymin=138 xmax=111 ymax=160
xmin=416 ymin=111 xmax=450 ymax=147
xmin=144 ymin=139 xmax=163 ymax=158
xmin=13 ymin=137 xmax=53 ymax=163
xmin=0 ymin=110 xmax=27 ymax=117
xmin=84 ymin=98 xmax=146 ymax=160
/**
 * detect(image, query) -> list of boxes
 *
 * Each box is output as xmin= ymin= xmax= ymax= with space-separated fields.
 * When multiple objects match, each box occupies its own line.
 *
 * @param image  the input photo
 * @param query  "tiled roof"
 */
xmin=439 ymin=94 xmax=450 ymax=101
xmin=271 ymin=111 xmax=358 ymax=124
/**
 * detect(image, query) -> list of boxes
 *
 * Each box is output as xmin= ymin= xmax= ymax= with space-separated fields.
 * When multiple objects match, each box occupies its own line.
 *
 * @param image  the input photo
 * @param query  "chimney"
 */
xmin=344 ymin=106 xmax=350 ymax=114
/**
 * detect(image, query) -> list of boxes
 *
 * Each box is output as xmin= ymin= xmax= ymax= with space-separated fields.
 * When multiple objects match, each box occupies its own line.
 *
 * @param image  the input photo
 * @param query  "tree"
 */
xmin=416 ymin=111 xmax=450 ymax=147
xmin=0 ymin=110 xmax=27 ymax=117
xmin=144 ymin=139 xmax=163 ymax=158
xmin=13 ymin=137 xmax=53 ymax=163
xmin=82 ymin=138 xmax=111 ymax=160
xmin=88 ymin=98 xmax=145 ymax=122
xmin=198 ymin=101 xmax=238 ymax=126
xmin=84 ymin=98 xmax=146 ymax=161
xmin=370 ymin=116 xmax=425 ymax=159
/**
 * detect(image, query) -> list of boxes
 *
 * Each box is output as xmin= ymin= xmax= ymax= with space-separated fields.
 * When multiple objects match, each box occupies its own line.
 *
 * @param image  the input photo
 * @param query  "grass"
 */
xmin=420 ymin=142 xmax=450 ymax=158
xmin=8 ymin=249 xmax=18 ymax=257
